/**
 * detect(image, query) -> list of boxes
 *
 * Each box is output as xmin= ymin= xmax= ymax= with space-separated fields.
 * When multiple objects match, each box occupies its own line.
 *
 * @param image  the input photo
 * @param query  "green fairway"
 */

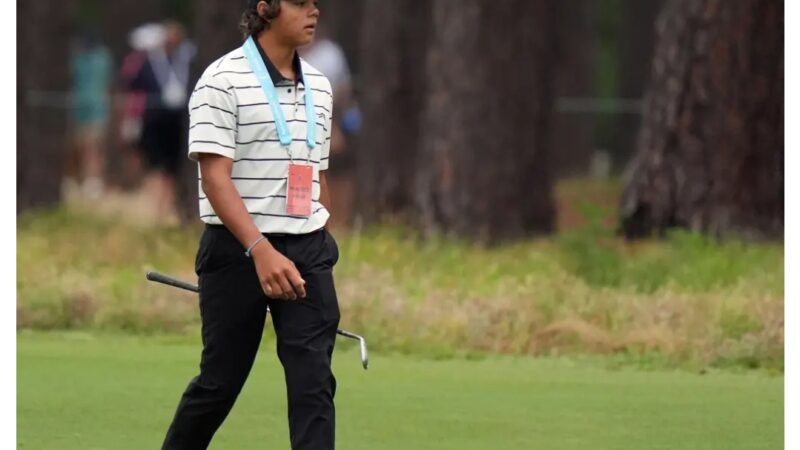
xmin=18 ymin=332 xmax=783 ymax=450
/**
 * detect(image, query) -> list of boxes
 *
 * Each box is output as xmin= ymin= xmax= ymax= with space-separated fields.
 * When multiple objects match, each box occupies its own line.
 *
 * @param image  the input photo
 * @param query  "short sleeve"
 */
xmin=319 ymin=110 xmax=333 ymax=171
xmin=187 ymin=76 xmax=238 ymax=161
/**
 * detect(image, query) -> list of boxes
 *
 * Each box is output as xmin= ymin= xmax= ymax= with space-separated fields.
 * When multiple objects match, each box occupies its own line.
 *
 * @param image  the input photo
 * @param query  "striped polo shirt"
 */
xmin=187 ymin=39 xmax=333 ymax=234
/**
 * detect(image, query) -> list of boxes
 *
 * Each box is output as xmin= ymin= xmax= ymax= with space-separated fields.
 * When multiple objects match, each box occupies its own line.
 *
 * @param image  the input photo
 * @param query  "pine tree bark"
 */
xmin=355 ymin=0 xmax=433 ymax=222
xmin=416 ymin=0 xmax=558 ymax=242
xmin=621 ymin=0 xmax=784 ymax=240
xmin=193 ymin=0 xmax=243 ymax=74
xmin=614 ymin=0 xmax=664 ymax=169
xmin=17 ymin=0 xmax=76 ymax=212
xmin=323 ymin=0 xmax=364 ymax=75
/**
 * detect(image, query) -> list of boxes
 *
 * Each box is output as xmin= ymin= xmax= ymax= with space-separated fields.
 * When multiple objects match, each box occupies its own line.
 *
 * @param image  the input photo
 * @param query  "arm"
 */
xmin=188 ymin=74 xmax=305 ymax=300
xmin=199 ymin=153 xmax=306 ymax=300
xmin=198 ymin=154 xmax=264 ymax=254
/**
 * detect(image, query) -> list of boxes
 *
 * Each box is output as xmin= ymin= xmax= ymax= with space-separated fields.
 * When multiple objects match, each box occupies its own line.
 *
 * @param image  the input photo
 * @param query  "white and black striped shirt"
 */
xmin=188 ymin=42 xmax=333 ymax=234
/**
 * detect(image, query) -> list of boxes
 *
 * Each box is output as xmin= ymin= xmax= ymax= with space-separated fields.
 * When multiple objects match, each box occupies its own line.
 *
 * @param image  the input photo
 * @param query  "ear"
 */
xmin=257 ymin=0 xmax=280 ymax=22
xmin=256 ymin=1 xmax=271 ymax=19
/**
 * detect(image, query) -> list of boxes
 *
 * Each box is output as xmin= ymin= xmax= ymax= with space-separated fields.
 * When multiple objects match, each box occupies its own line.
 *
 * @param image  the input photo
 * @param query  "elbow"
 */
xmin=198 ymin=154 xmax=233 ymax=197
xmin=200 ymin=178 xmax=212 ymax=195
xmin=201 ymin=172 xmax=226 ymax=196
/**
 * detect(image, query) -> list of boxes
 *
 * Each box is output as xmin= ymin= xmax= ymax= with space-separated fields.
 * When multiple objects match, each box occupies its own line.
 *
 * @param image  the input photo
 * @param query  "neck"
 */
xmin=257 ymin=31 xmax=295 ymax=80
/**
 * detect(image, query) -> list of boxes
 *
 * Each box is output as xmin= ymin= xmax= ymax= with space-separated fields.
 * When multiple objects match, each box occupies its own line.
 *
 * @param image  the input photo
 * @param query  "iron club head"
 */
xmin=336 ymin=329 xmax=369 ymax=370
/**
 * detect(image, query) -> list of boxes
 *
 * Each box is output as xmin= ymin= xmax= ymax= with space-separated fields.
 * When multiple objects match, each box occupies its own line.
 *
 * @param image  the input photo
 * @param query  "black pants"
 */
xmin=162 ymin=225 xmax=341 ymax=450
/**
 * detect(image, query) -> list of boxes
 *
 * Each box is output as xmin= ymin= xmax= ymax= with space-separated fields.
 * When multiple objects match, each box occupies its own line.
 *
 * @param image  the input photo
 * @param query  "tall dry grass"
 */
xmin=17 ymin=203 xmax=783 ymax=371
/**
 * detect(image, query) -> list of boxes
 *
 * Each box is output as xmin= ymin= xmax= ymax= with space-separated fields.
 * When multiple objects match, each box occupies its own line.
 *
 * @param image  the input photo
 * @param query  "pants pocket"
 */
xmin=324 ymin=228 xmax=340 ymax=267
xmin=202 ymin=227 xmax=250 ymax=274
xmin=272 ymin=270 xmax=340 ymax=340
xmin=195 ymin=229 xmax=214 ymax=275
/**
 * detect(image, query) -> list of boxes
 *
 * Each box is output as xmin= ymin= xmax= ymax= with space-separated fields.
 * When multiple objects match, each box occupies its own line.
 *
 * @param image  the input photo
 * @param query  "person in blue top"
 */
xmin=66 ymin=29 xmax=112 ymax=200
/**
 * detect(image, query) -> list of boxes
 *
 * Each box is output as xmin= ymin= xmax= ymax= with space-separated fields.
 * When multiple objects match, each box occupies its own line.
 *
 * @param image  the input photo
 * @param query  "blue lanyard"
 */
xmin=242 ymin=36 xmax=316 ymax=150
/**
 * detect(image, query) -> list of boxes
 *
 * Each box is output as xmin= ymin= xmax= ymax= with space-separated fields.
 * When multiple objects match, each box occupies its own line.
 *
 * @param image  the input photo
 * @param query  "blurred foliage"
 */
xmin=557 ymin=201 xmax=783 ymax=294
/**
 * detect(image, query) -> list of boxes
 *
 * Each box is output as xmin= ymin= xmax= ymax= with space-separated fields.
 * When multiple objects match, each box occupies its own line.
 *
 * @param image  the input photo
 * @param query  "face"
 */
xmin=164 ymin=23 xmax=186 ymax=54
xmin=260 ymin=0 xmax=320 ymax=47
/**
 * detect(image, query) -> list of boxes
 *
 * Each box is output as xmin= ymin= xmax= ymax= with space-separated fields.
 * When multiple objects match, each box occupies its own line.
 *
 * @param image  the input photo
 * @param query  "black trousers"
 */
xmin=162 ymin=224 xmax=341 ymax=450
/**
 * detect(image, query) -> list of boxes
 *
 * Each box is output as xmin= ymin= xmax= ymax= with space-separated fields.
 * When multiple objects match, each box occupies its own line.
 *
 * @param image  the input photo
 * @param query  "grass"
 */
xmin=17 ymin=186 xmax=784 ymax=371
xmin=17 ymin=331 xmax=783 ymax=450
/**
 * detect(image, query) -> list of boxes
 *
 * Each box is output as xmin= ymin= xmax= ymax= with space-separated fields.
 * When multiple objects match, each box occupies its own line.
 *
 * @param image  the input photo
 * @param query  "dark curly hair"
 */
xmin=240 ymin=0 xmax=282 ymax=38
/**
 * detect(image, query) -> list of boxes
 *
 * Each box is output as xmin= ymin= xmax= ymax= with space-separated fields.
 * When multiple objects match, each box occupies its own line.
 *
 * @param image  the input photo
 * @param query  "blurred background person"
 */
xmin=300 ymin=22 xmax=358 ymax=155
xmin=300 ymin=23 xmax=360 ymax=228
xmin=117 ymin=23 xmax=166 ymax=190
xmin=64 ymin=28 xmax=113 ymax=202
xmin=124 ymin=20 xmax=195 ymax=224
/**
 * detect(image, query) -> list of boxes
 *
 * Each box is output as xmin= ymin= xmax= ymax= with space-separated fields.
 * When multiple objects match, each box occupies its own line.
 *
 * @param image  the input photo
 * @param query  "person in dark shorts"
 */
xmin=126 ymin=21 xmax=195 ymax=223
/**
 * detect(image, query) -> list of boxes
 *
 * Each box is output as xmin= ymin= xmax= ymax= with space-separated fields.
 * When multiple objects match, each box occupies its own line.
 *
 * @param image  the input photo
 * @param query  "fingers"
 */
xmin=262 ymin=278 xmax=280 ymax=299
xmin=261 ymin=272 xmax=305 ymax=300
xmin=276 ymin=274 xmax=296 ymax=300
xmin=262 ymin=279 xmax=274 ymax=297
xmin=255 ymin=254 xmax=306 ymax=301
xmin=288 ymin=271 xmax=306 ymax=298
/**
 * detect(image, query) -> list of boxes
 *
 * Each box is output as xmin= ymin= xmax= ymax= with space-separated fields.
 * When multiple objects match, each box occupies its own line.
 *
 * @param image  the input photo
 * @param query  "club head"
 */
xmin=336 ymin=329 xmax=369 ymax=370
xmin=358 ymin=336 xmax=369 ymax=370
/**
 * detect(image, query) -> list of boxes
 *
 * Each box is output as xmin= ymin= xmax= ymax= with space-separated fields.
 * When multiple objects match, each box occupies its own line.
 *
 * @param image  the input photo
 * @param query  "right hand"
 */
xmin=251 ymin=242 xmax=307 ymax=301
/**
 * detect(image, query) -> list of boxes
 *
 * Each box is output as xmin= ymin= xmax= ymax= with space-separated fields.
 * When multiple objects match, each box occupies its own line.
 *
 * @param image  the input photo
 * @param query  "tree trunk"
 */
xmin=549 ymin=0 xmax=596 ymax=178
xmin=355 ymin=0 xmax=433 ymax=222
xmin=323 ymin=0 xmax=364 ymax=76
xmin=192 ymin=0 xmax=243 ymax=75
xmin=614 ymin=0 xmax=664 ymax=171
xmin=621 ymin=0 xmax=784 ymax=240
xmin=416 ymin=0 xmax=558 ymax=243
xmin=17 ymin=0 xmax=76 ymax=212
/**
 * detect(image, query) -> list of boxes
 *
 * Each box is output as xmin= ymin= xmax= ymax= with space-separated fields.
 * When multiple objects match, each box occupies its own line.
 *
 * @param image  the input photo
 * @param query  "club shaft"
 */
xmin=146 ymin=271 xmax=199 ymax=293
xmin=146 ymin=271 xmax=362 ymax=341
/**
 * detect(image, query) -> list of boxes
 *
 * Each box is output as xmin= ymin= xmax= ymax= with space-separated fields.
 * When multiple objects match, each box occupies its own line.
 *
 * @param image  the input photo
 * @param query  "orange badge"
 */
xmin=287 ymin=164 xmax=313 ymax=217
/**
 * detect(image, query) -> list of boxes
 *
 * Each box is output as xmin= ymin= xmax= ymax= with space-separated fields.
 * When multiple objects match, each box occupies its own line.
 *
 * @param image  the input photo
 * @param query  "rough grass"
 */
xmin=17 ymin=196 xmax=784 ymax=371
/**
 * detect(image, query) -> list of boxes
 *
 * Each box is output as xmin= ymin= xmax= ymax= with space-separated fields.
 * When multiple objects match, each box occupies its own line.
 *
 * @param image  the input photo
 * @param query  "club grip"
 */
xmin=146 ymin=272 xmax=199 ymax=293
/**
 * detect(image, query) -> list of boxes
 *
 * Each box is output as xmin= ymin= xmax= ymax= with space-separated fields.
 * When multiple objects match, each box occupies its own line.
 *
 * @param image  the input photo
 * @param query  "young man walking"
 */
xmin=161 ymin=1 xmax=340 ymax=449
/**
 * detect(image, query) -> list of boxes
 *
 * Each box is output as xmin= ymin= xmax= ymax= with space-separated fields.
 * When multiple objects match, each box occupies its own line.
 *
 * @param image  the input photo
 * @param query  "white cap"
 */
xmin=128 ymin=23 xmax=166 ymax=51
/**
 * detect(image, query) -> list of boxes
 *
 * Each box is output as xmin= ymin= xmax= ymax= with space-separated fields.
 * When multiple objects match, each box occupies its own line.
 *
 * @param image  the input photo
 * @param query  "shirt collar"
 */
xmin=253 ymin=36 xmax=304 ymax=85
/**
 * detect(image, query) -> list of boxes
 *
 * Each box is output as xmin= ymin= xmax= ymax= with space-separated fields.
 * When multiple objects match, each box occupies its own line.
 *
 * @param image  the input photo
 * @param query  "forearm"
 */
xmin=202 ymin=171 xmax=305 ymax=299
xmin=202 ymin=176 xmax=272 ymax=253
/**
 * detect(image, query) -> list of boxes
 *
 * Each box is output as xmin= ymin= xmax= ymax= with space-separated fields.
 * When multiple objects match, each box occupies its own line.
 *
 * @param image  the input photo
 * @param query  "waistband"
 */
xmin=204 ymin=224 xmax=324 ymax=239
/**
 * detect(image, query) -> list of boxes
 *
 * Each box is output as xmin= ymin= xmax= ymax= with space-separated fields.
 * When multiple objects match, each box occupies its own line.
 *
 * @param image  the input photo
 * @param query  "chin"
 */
xmin=296 ymin=35 xmax=314 ymax=47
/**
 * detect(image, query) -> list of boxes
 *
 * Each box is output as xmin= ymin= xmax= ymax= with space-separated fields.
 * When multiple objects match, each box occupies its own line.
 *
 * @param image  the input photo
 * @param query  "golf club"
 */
xmin=146 ymin=271 xmax=369 ymax=370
